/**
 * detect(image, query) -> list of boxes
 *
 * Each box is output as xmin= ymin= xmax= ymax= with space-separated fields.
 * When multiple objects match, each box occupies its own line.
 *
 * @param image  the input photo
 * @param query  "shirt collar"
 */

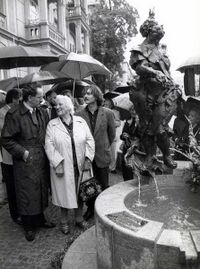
xmin=86 ymin=105 xmax=98 ymax=114
xmin=23 ymin=101 xmax=34 ymax=113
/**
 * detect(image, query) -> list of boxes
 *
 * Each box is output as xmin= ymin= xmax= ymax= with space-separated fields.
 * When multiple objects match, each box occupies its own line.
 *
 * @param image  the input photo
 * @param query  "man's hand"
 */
xmin=55 ymin=162 xmax=64 ymax=177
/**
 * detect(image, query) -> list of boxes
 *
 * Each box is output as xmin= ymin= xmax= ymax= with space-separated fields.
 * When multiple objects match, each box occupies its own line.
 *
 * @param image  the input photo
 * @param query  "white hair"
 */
xmin=56 ymin=95 xmax=74 ymax=115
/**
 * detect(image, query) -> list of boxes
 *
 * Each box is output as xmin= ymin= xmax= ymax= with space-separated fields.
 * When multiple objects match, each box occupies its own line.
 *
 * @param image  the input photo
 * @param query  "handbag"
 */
xmin=79 ymin=167 xmax=102 ymax=202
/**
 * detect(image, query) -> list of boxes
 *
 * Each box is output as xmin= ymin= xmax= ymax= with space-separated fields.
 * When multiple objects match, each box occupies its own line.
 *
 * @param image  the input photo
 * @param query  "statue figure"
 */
xmin=129 ymin=10 xmax=182 ymax=171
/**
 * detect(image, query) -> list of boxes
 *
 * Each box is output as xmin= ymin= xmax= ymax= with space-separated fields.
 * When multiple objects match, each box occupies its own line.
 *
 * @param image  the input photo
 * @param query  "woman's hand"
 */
xmin=55 ymin=162 xmax=64 ymax=177
xmin=83 ymin=157 xmax=92 ymax=171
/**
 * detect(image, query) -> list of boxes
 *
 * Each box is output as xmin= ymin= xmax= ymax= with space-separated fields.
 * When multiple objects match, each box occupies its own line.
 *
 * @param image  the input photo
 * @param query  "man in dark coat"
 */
xmin=1 ymin=85 xmax=54 ymax=241
xmin=76 ymin=85 xmax=116 ymax=220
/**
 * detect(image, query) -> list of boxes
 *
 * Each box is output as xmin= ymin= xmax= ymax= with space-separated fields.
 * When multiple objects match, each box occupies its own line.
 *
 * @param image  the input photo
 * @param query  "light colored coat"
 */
xmin=45 ymin=116 xmax=95 ymax=209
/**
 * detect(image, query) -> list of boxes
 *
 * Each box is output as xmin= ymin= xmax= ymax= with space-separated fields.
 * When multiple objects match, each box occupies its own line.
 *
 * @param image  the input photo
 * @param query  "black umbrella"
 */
xmin=0 ymin=77 xmax=22 ymax=91
xmin=51 ymin=79 xmax=95 ymax=98
xmin=0 ymin=45 xmax=59 ymax=69
xmin=103 ymin=91 xmax=120 ymax=99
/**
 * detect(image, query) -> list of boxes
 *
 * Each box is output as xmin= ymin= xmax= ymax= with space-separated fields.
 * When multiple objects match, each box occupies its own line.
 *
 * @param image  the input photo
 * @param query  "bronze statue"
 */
xmin=128 ymin=10 xmax=182 ymax=171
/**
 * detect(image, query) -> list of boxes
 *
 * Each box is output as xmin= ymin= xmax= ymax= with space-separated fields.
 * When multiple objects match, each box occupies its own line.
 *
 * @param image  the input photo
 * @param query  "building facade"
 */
xmin=0 ymin=0 xmax=90 ymax=78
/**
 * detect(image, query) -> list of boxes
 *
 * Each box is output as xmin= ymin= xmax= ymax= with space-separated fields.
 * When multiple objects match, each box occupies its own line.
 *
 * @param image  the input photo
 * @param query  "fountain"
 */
xmin=95 ymin=166 xmax=200 ymax=269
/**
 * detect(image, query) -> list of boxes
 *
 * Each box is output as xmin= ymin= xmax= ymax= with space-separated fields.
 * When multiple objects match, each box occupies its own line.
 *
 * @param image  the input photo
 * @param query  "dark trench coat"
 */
xmin=1 ymin=103 xmax=49 ymax=215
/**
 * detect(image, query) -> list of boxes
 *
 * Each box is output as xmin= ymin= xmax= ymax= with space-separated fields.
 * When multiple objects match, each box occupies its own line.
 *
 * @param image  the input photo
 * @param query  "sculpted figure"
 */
xmin=129 ymin=10 xmax=182 ymax=170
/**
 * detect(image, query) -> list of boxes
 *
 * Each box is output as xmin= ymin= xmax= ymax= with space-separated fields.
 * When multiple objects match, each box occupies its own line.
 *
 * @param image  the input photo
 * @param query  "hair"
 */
xmin=83 ymin=84 xmax=103 ymax=106
xmin=139 ymin=11 xmax=165 ymax=39
xmin=104 ymin=98 xmax=114 ymax=109
xmin=6 ymin=88 xmax=21 ymax=104
xmin=56 ymin=95 xmax=74 ymax=115
xmin=45 ymin=89 xmax=56 ymax=99
xmin=22 ymin=84 xmax=40 ymax=102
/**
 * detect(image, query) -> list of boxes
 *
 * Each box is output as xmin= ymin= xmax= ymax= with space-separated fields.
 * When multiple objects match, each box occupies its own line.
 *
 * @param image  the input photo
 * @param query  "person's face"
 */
xmin=104 ymin=99 xmax=112 ymax=109
xmin=48 ymin=92 xmax=57 ymax=106
xmin=28 ymin=87 xmax=43 ymax=108
xmin=55 ymin=97 xmax=70 ymax=117
xmin=84 ymin=88 xmax=96 ymax=105
xmin=188 ymin=110 xmax=200 ymax=126
xmin=149 ymin=25 xmax=164 ymax=43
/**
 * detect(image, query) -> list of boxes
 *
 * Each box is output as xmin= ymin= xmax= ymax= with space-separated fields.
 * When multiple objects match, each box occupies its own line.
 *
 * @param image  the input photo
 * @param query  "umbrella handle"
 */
xmin=15 ymin=62 xmax=20 ymax=89
xmin=72 ymin=79 xmax=76 ymax=102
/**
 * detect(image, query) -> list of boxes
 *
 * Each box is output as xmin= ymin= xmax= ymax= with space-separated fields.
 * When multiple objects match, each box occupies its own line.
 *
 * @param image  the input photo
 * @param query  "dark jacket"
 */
xmin=76 ymin=106 xmax=116 ymax=168
xmin=1 ymin=103 xmax=49 ymax=215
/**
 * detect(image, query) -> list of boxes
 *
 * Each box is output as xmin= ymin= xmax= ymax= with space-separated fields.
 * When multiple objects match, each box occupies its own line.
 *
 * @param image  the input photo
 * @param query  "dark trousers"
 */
xmin=86 ymin=161 xmax=109 ymax=211
xmin=21 ymin=213 xmax=45 ymax=231
xmin=1 ymin=163 xmax=19 ymax=222
xmin=93 ymin=161 xmax=109 ymax=190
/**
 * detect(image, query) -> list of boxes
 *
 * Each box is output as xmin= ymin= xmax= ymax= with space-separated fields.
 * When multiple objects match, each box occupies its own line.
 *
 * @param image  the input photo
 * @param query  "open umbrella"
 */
xmin=41 ymin=52 xmax=112 ymax=98
xmin=51 ymin=79 xmax=95 ymax=98
xmin=41 ymin=52 xmax=112 ymax=80
xmin=0 ymin=77 xmax=22 ymax=91
xmin=0 ymin=90 xmax=6 ymax=108
xmin=103 ymin=91 xmax=120 ymax=99
xmin=115 ymin=85 xmax=131 ymax=94
xmin=0 ymin=45 xmax=59 ymax=69
xmin=6 ymin=71 xmax=69 ymax=91
xmin=177 ymin=55 xmax=200 ymax=74
xmin=113 ymin=92 xmax=133 ymax=120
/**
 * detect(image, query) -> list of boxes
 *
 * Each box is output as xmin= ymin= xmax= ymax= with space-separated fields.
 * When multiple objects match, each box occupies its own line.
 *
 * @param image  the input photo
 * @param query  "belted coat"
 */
xmin=45 ymin=116 xmax=95 ymax=208
xmin=1 ymin=103 xmax=49 ymax=215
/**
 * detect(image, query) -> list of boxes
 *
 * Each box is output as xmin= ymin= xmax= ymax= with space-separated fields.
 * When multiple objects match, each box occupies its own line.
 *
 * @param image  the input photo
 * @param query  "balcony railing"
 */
xmin=25 ymin=20 xmax=65 ymax=47
xmin=66 ymin=5 xmax=88 ymax=23
xmin=49 ymin=26 xmax=65 ymax=47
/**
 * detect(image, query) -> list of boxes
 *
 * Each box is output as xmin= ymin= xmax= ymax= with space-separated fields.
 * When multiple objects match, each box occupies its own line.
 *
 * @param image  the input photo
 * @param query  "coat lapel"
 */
xmin=80 ymin=109 xmax=92 ymax=133
xmin=53 ymin=117 xmax=69 ymax=134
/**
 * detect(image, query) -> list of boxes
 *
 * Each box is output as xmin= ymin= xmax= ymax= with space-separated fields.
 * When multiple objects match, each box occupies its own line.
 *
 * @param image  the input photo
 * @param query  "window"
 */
xmin=30 ymin=0 xmax=39 ymax=22
xmin=0 ymin=0 xmax=4 ymax=14
xmin=48 ymin=0 xmax=58 ymax=29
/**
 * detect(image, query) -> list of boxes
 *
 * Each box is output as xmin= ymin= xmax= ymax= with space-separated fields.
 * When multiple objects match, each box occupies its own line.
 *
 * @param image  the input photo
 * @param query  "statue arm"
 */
xmin=135 ymin=59 xmax=163 ymax=78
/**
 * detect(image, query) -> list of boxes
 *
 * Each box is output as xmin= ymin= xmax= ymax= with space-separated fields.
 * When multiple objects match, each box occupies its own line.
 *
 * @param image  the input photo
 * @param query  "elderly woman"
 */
xmin=45 ymin=95 xmax=95 ymax=234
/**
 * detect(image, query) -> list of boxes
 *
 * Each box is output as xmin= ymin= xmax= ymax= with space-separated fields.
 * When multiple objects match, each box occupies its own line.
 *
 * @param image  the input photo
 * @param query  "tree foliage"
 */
xmin=90 ymin=0 xmax=139 ymax=91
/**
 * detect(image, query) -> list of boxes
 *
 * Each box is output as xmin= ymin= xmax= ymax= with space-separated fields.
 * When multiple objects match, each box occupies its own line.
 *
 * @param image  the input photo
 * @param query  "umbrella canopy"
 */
xmin=6 ymin=71 xmax=69 ymax=91
xmin=115 ymin=85 xmax=132 ymax=94
xmin=177 ymin=55 xmax=200 ymax=74
xmin=0 ymin=45 xmax=59 ymax=69
xmin=113 ymin=92 xmax=133 ymax=120
xmin=103 ymin=91 xmax=120 ymax=99
xmin=0 ymin=90 xmax=6 ymax=108
xmin=0 ymin=77 xmax=22 ymax=91
xmin=51 ymin=79 xmax=95 ymax=98
xmin=41 ymin=52 xmax=112 ymax=80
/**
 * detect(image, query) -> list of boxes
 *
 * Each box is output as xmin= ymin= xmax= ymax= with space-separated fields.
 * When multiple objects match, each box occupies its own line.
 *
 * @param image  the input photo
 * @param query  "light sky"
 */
xmin=125 ymin=0 xmax=200 ymax=80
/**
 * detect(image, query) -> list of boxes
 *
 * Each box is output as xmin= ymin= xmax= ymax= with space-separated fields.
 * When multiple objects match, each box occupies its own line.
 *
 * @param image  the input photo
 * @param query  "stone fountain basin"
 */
xmin=95 ymin=169 xmax=200 ymax=269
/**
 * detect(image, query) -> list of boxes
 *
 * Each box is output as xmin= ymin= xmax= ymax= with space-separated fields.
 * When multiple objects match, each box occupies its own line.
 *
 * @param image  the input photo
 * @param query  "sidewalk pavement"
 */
xmin=0 ymin=172 xmax=123 ymax=269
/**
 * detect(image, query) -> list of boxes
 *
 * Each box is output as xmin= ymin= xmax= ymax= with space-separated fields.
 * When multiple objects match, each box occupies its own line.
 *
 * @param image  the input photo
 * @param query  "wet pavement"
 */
xmin=0 ymin=172 xmax=123 ymax=269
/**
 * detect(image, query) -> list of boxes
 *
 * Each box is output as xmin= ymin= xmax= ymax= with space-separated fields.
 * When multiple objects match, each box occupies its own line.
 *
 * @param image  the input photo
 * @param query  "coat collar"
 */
xmin=51 ymin=116 xmax=82 ymax=134
xmin=19 ymin=103 xmax=40 ymax=115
